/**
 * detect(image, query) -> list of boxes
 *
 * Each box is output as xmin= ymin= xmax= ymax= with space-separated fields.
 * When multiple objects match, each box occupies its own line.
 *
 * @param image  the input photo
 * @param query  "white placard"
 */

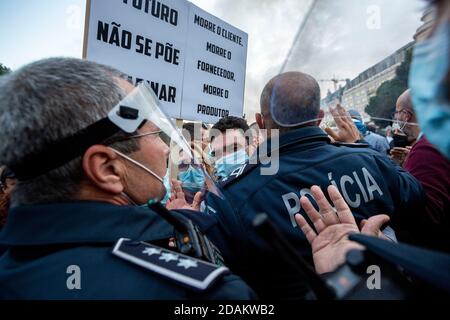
xmin=180 ymin=4 xmax=248 ymax=123
xmin=84 ymin=0 xmax=248 ymax=123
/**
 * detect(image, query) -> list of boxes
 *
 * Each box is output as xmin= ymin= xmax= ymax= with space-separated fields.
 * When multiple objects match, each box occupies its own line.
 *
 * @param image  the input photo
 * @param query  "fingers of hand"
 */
xmin=361 ymin=214 xmax=390 ymax=236
xmin=359 ymin=219 xmax=367 ymax=230
xmin=171 ymin=180 xmax=186 ymax=200
xmin=295 ymin=214 xmax=317 ymax=244
xmin=327 ymin=185 xmax=356 ymax=225
xmin=172 ymin=179 xmax=182 ymax=192
xmin=300 ymin=195 xmax=326 ymax=233
xmin=310 ymin=185 xmax=340 ymax=225
xmin=335 ymin=105 xmax=350 ymax=128
xmin=329 ymin=106 xmax=344 ymax=127
xmin=191 ymin=192 xmax=203 ymax=210
xmin=337 ymin=104 xmax=351 ymax=120
xmin=324 ymin=127 xmax=338 ymax=140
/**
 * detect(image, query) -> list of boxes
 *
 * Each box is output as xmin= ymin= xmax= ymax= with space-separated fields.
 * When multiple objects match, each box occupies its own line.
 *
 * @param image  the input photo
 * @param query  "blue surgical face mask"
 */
xmin=214 ymin=149 xmax=249 ymax=179
xmin=409 ymin=22 xmax=450 ymax=159
xmin=159 ymin=170 xmax=171 ymax=205
xmin=178 ymin=165 xmax=206 ymax=192
xmin=352 ymin=119 xmax=367 ymax=135
xmin=142 ymin=171 xmax=171 ymax=206
xmin=111 ymin=148 xmax=170 ymax=206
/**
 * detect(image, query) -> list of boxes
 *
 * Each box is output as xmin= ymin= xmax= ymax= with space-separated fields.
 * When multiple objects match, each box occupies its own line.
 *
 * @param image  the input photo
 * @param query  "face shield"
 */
xmin=9 ymin=82 xmax=223 ymax=205
xmin=108 ymin=82 xmax=223 ymax=204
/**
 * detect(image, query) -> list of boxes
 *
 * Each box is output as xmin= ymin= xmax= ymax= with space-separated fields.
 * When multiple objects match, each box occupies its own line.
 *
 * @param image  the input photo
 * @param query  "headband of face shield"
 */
xmin=9 ymin=82 xmax=223 ymax=201
xmin=268 ymin=78 xmax=322 ymax=127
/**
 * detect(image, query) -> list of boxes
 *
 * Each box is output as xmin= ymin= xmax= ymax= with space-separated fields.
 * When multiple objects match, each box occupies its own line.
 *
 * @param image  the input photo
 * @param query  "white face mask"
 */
xmin=110 ymin=148 xmax=168 ymax=205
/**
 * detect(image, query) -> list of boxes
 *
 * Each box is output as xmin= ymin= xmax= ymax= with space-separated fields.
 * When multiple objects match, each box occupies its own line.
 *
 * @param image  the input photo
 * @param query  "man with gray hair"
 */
xmin=0 ymin=58 xmax=255 ymax=299
xmin=193 ymin=71 xmax=425 ymax=299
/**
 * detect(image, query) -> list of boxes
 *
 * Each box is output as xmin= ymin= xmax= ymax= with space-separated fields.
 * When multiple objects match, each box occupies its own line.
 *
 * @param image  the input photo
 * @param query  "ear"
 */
xmin=256 ymin=113 xmax=265 ymax=130
xmin=82 ymin=145 xmax=125 ymax=195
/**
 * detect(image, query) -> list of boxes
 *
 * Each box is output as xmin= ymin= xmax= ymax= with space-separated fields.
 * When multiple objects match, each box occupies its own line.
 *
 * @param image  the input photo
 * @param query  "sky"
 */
xmin=282 ymin=0 xmax=424 ymax=90
xmin=0 ymin=0 xmax=425 ymax=123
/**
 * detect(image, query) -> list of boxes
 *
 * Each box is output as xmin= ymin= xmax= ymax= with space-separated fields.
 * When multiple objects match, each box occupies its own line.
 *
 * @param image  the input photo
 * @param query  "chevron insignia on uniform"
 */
xmin=112 ymin=238 xmax=230 ymax=291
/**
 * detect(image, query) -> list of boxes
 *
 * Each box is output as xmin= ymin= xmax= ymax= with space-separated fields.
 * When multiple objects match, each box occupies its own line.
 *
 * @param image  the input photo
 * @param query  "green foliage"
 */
xmin=0 ymin=63 xmax=11 ymax=76
xmin=365 ymin=49 xmax=412 ymax=127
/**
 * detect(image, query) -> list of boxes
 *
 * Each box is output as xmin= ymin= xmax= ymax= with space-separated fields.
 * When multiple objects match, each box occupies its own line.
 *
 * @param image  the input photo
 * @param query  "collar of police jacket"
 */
xmin=256 ymin=126 xmax=331 ymax=157
xmin=0 ymin=201 xmax=175 ymax=247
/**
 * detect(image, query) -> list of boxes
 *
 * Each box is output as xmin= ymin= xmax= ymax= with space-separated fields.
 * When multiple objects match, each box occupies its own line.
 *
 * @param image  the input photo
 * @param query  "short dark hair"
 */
xmin=210 ymin=116 xmax=249 ymax=142
xmin=182 ymin=122 xmax=196 ymax=142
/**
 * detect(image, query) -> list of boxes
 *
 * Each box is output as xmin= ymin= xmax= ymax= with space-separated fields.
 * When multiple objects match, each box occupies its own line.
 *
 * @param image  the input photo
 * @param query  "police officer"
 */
xmin=197 ymin=71 xmax=425 ymax=299
xmin=0 ymin=58 xmax=255 ymax=299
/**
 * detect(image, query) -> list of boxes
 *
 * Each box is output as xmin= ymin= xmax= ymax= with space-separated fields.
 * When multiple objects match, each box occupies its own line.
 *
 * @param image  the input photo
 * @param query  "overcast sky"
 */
xmin=0 ymin=0 xmax=425 ymax=123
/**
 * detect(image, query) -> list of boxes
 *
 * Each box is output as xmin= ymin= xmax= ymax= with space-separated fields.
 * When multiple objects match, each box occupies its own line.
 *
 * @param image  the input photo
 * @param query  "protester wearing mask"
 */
xmin=209 ymin=116 xmax=251 ymax=180
xmin=172 ymin=148 xmax=206 ymax=206
xmin=348 ymin=110 xmax=390 ymax=155
xmin=181 ymin=122 xmax=215 ymax=180
xmin=396 ymin=0 xmax=450 ymax=252
xmin=389 ymin=89 xmax=421 ymax=166
xmin=409 ymin=0 xmax=450 ymax=160
xmin=0 ymin=58 xmax=255 ymax=299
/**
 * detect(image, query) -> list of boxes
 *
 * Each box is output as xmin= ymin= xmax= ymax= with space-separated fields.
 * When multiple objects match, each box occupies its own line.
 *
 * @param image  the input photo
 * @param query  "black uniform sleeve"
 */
xmin=374 ymin=154 xmax=426 ymax=218
xmin=203 ymin=274 xmax=258 ymax=300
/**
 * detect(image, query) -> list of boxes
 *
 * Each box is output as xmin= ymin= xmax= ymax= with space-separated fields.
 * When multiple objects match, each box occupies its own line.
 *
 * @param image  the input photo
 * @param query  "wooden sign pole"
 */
xmin=82 ymin=0 xmax=92 ymax=59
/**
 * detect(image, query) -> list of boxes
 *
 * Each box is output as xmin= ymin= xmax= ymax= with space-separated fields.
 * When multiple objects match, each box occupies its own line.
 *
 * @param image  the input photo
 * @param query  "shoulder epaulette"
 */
xmin=112 ymin=238 xmax=230 ymax=291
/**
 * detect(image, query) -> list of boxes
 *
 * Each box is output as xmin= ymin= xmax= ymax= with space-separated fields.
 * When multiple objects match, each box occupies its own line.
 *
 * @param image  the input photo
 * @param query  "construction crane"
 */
xmin=319 ymin=77 xmax=347 ymax=92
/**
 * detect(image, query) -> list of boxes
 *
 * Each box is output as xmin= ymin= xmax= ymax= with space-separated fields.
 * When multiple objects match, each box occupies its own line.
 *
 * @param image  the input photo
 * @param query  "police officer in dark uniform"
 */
xmin=195 ymin=72 xmax=425 ymax=299
xmin=0 ymin=58 xmax=255 ymax=300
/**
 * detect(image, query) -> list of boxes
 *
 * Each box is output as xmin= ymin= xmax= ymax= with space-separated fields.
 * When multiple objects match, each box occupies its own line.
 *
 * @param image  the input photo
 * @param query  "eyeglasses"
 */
xmin=104 ymin=130 xmax=170 ymax=146
xmin=392 ymin=109 xmax=413 ymax=120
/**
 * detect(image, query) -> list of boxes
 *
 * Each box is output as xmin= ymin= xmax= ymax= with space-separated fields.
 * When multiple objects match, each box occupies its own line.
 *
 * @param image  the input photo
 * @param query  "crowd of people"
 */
xmin=0 ymin=0 xmax=449 ymax=300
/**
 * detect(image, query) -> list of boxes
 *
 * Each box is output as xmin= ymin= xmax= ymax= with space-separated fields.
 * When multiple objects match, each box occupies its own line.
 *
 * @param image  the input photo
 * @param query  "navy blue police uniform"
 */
xmin=0 ymin=201 xmax=256 ymax=300
xmin=189 ymin=126 xmax=425 ymax=299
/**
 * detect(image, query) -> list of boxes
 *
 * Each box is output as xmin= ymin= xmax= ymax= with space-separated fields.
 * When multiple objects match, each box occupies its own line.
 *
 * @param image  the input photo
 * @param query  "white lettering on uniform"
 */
xmin=340 ymin=175 xmax=361 ymax=207
xmin=283 ymin=167 xmax=386 ymax=228
xmin=229 ymin=165 xmax=246 ymax=180
xmin=282 ymin=193 xmax=300 ymax=228
xmin=353 ymin=171 xmax=369 ymax=202
xmin=362 ymin=167 xmax=383 ymax=200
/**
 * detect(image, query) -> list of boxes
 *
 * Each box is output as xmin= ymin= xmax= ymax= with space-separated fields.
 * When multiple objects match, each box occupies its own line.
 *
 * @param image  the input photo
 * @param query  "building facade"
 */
xmin=321 ymin=42 xmax=414 ymax=121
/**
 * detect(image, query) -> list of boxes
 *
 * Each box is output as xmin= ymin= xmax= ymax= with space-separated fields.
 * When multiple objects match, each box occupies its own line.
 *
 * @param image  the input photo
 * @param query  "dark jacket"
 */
xmin=199 ymin=126 xmax=425 ymax=299
xmin=0 ymin=201 xmax=255 ymax=300
xmin=402 ymin=135 xmax=450 ymax=252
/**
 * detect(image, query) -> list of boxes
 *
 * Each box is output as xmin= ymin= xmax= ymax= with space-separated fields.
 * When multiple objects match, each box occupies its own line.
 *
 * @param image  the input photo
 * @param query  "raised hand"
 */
xmin=295 ymin=185 xmax=390 ymax=274
xmin=325 ymin=104 xmax=361 ymax=143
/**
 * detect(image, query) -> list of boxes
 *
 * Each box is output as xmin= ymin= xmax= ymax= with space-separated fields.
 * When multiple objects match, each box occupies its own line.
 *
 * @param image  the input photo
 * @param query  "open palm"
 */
xmin=295 ymin=185 xmax=390 ymax=274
